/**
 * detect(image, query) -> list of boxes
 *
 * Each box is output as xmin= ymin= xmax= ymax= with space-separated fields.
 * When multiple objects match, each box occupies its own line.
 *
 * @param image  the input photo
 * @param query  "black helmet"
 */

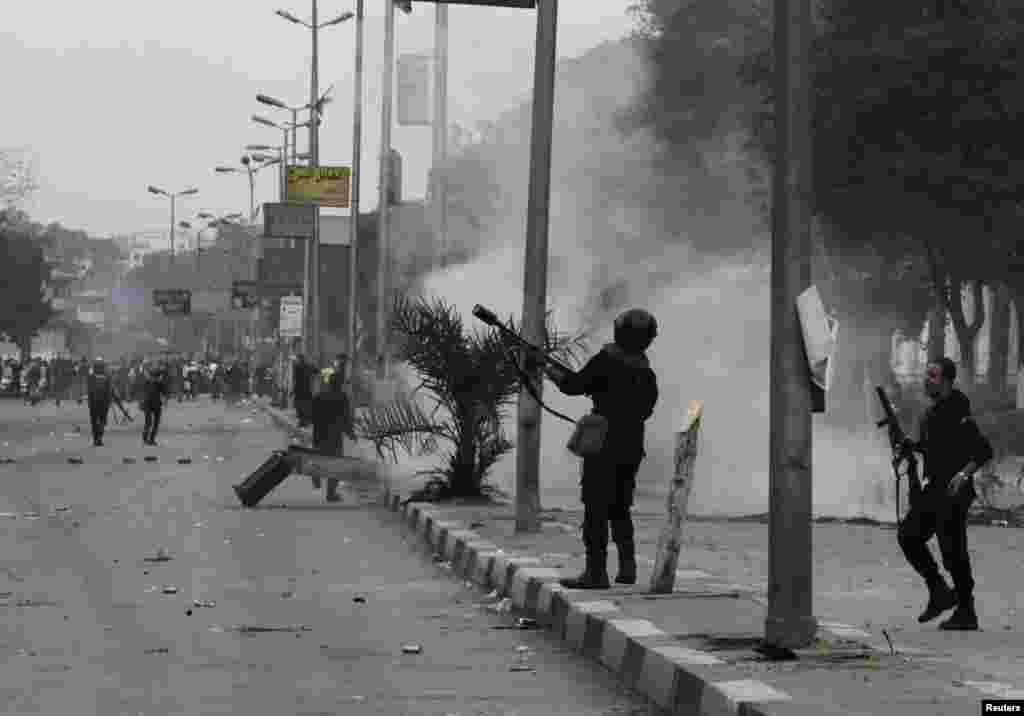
xmin=613 ymin=308 xmax=658 ymax=354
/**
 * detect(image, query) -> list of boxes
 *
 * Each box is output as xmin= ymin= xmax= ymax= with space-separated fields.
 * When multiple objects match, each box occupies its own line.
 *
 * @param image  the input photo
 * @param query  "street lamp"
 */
xmin=147 ymin=185 xmax=199 ymax=261
xmin=254 ymin=101 xmax=317 ymax=166
xmin=272 ymin=0 xmax=353 ymax=165
xmin=214 ymin=157 xmax=277 ymax=222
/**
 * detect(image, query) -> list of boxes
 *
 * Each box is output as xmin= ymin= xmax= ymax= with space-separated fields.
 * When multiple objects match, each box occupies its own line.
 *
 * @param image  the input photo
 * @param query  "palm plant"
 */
xmin=355 ymin=294 xmax=590 ymax=501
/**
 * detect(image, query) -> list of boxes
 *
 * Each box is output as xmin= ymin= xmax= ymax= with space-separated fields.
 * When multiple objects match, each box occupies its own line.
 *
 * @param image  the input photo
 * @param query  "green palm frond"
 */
xmin=355 ymin=396 xmax=451 ymax=464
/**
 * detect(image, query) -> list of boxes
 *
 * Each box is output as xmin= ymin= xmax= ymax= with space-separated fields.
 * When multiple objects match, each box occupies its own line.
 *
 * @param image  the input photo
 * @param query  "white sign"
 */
xmin=280 ymin=295 xmax=303 ymax=339
xmin=397 ymin=53 xmax=431 ymax=126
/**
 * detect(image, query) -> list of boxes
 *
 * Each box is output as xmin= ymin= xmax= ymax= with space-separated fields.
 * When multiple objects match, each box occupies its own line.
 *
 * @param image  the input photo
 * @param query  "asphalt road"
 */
xmin=0 ymin=397 xmax=655 ymax=716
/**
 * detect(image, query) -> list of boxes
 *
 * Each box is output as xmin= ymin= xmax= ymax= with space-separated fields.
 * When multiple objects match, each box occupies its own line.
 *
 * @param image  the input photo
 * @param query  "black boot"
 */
xmin=559 ymin=549 xmax=610 ymax=590
xmin=918 ymin=578 xmax=958 ymax=623
xmin=615 ymin=549 xmax=636 ymax=585
xmin=939 ymin=598 xmax=979 ymax=631
xmin=611 ymin=519 xmax=636 ymax=585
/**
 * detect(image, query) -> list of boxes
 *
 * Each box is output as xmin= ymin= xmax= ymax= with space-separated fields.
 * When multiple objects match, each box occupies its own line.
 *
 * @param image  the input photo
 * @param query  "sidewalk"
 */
xmin=259 ymin=400 xmax=1020 ymax=715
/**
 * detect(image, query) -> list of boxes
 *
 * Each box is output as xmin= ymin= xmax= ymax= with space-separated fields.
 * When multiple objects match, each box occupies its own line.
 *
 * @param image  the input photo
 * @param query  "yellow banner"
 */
xmin=286 ymin=166 xmax=351 ymax=208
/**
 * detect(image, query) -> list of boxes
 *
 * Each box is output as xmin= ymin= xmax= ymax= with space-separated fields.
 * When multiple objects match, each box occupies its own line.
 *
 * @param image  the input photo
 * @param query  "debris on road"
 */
xmin=469 ymin=521 xmax=485 ymax=528
xmin=515 ymin=618 xmax=538 ymax=629
xmin=401 ymin=644 xmax=423 ymax=654
xmin=144 ymin=456 xmax=157 ymax=463
xmin=67 ymin=457 xmax=83 ymax=465
xmin=161 ymin=585 xmax=179 ymax=595
xmin=216 ymin=624 xmax=312 ymax=634
xmin=280 ymin=591 xmax=295 ymax=599
xmin=192 ymin=600 xmax=217 ymax=608
xmin=0 ymin=457 xmax=18 ymax=464
xmin=177 ymin=458 xmax=192 ymax=465
xmin=484 ymin=598 xmax=513 ymax=615
xmin=352 ymin=596 xmax=366 ymax=604
xmin=144 ymin=647 xmax=170 ymax=655
xmin=54 ymin=505 xmax=70 ymax=512
xmin=123 ymin=457 xmax=136 ymax=464
xmin=143 ymin=548 xmax=172 ymax=563
xmin=509 ymin=664 xmax=536 ymax=672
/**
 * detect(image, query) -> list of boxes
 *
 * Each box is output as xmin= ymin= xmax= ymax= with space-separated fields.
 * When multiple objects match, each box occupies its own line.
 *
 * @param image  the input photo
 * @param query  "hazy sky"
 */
xmin=1 ymin=1 xmax=639 ymax=238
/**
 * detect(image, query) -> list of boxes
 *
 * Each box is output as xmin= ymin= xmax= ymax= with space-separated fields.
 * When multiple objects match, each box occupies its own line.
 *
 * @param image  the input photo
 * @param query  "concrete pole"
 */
xmin=432 ymin=3 xmax=449 ymax=262
xmin=310 ymin=0 xmax=320 ymax=167
xmin=376 ymin=0 xmax=396 ymax=380
xmin=169 ymin=195 xmax=176 ymax=347
xmin=515 ymin=0 xmax=558 ymax=534
xmin=348 ymin=0 xmax=365 ymax=366
xmin=764 ymin=0 xmax=818 ymax=650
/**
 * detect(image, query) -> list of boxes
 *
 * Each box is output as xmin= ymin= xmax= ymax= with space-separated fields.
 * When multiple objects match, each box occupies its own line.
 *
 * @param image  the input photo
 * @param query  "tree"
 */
xmin=0 ymin=218 xmax=53 ymax=358
xmin=355 ymin=296 xmax=588 ymax=501
xmin=0 ymin=149 xmax=37 ymax=209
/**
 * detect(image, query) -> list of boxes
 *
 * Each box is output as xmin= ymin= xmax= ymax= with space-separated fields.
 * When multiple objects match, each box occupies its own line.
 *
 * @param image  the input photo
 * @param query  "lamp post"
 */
xmin=272 ymin=3 xmax=352 ymax=166
xmin=147 ymin=185 xmax=199 ymax=264
xmin=347 ymin=0 xmax=365 ymax=369
xmin=148 ymin=185 xmax=198 ymax=350
xmin=255 ymin=98 xmax=315 ymax=166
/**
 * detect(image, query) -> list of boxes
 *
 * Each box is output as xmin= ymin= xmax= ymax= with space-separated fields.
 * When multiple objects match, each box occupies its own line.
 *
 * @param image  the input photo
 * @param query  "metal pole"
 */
xmin=348 ymin=0 xmax=365 ymax=366
xmin=311 ymin=0 xmax=319 ymax=166
xmin=515 ymin=0 xmax=558 ymax=534
xmin=311 ymin=207 xmax=320 ymax=365
xmin=169 ymin=195 xmax=176 ymax=347
xmin=764 ymin=0 xmax=817 ymax=650
xmin=249 ymin=167 xmax=256 ymax=222
xmin=432 ymin=2 xmax=449 ymax=262
xmin=376 ymin=0 xmax=395 ymax=380
xmin=291 ymin=110 xmax=299 ymax=165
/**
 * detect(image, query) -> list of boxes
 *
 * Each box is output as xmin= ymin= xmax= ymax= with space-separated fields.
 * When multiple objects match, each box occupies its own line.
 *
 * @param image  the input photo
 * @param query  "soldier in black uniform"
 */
xmin=545 ymin=309 xmax=660 ymax=589
xmin=86 ymin=359 xmax=130 ymax=446
xmin=898 ymin=357 xmax=993 ymax=631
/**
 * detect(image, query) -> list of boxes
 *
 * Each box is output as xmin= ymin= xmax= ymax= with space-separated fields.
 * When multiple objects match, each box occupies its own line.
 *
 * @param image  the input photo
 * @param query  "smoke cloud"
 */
xmin=409 ymin=37 xmax=895 ymax=519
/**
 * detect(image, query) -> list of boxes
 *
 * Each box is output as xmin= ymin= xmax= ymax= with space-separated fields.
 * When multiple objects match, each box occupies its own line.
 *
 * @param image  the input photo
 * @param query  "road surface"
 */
xmin=0 ymin=397 xmax=655 ymax=716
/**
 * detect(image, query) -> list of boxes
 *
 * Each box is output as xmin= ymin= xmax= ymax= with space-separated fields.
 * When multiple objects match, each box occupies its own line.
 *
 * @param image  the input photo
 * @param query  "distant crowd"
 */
xmin=0 ymin=354 xmax=279 ymax=405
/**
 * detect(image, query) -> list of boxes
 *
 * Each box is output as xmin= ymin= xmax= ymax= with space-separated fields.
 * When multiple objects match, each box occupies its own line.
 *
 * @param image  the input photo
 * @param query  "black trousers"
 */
xmin=88 ymin=400 xmax=110 ymax=442
xmin=143 ymin=405 xmax=163 ymax=443
xmin=897 ymin=479 xmax=977 ymax=603
xmin=580 ymin=457 xmax=641 ymax=569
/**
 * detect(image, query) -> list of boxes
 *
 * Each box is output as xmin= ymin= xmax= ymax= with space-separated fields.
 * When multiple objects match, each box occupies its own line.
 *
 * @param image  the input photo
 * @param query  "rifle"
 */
xmin=471 ymin=304 xmax=577 ymax=424
xmin=875 ymin=386 xmax=922 ymax=524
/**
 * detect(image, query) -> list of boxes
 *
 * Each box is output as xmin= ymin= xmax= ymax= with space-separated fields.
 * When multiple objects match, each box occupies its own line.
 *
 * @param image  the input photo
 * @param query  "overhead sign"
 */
xmin=411 ymin=1 xmax=535 ymax=6
xmin=398 ymin=53 xmax=431 ymax=126
xmin=286 ymin=166 xmax=351 ymax=209
xmin=279 ymin=296 xmax=303 ymax=339
xmin=233 ymin=280 xmax=304 ymax=301
xmin=152 ymin=289 xmax=191 ymax=316
xmin=263 ymin=202 xmax=317 ymax=239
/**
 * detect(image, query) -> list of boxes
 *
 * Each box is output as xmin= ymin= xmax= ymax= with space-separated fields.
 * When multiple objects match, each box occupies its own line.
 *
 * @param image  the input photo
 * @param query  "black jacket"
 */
xmin=554 ymin=343 xmax=658 ymax=462
xmin=87 ymin=373 xmax=119 ymax=404
xmin=916 ymin=389 xmax=993 ymax=486
xmin=141 ymin=375 xmax=168 ymax=409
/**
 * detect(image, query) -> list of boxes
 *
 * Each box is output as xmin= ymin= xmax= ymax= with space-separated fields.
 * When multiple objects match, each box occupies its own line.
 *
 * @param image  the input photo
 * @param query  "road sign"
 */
xmin=286 ymin=166 xmax=351 ymax=209
xmin=280 ymin=296 xmax=303 ymax=339
xmin=263 ymin=202 xmax=317 ymax=239
xmin=408 ymin=0 xmax=536 ymax=6
xmin=153 ymin=289 xmax=191 ymax=316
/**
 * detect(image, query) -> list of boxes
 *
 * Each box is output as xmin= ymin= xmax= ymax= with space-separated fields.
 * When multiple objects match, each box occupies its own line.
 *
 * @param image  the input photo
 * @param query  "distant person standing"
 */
xmin=140 ymin=365 xmax=169 ymax=446
xmin=86 ymin=359 xmax=130 ymax=446
xmin=292 ymin=354 xmax=315 ymax=428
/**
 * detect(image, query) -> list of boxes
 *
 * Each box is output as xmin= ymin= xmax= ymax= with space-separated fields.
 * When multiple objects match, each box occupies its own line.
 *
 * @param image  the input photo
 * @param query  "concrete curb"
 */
xmin=381 ymin=486 xmax=800 ymax=716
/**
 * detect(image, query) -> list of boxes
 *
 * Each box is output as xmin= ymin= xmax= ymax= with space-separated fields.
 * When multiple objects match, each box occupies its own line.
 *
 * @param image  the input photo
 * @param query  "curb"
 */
xmin=382 ymin=486 xmax=799 ymax=716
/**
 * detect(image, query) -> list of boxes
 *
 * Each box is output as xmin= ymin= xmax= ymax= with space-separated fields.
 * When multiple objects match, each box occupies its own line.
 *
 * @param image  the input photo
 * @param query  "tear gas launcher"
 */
xmin=471 ymin=304 xmax=575 ymax=376
xmin=875 ymin=386 xmax=923 ymax=523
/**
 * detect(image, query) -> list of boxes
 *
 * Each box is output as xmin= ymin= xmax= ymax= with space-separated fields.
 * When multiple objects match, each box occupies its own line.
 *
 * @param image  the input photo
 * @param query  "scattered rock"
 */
xmin=228 ymin=624 xmax=311 ymax=634
xmin=54 ymin=505 xmax=69 ymax=512
xmin=123 ymin=457 xmax=136 ymax=464
xmin=0 ymin=458 xmax=17 ymax=465
xmin=67 ymin=457 xmax=83 ymax=465
xmin=280 ymin=591 xmax=295 ymax=599
xmin=469 ymin=521 xmax=485 ymax=528
xmin=353 ymin=596 xmax=366 ymax=604
xmin=185 ymin=609 xmax=193 ymax=616
xmin=144 ymin=456 xmax=157 ymax=463
xmin=143 ymin=548 xmax=172 ymax=563
xmin=177 ymin=458 xmax=192 ymax=465
xmin=144 ymin=647 xmax=169 ymax=655
xmin=401 ymin=644 xmax=423 ymax=654
xmin=515 ymin=618 xmax=538 ymax=629
xmin=509 ymin=664 xmax=535 ymax=672
xmin=161 ymin=585 xmax=178 ymax=595
xmin=192 ymin=600 xmax=217 ymax=608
